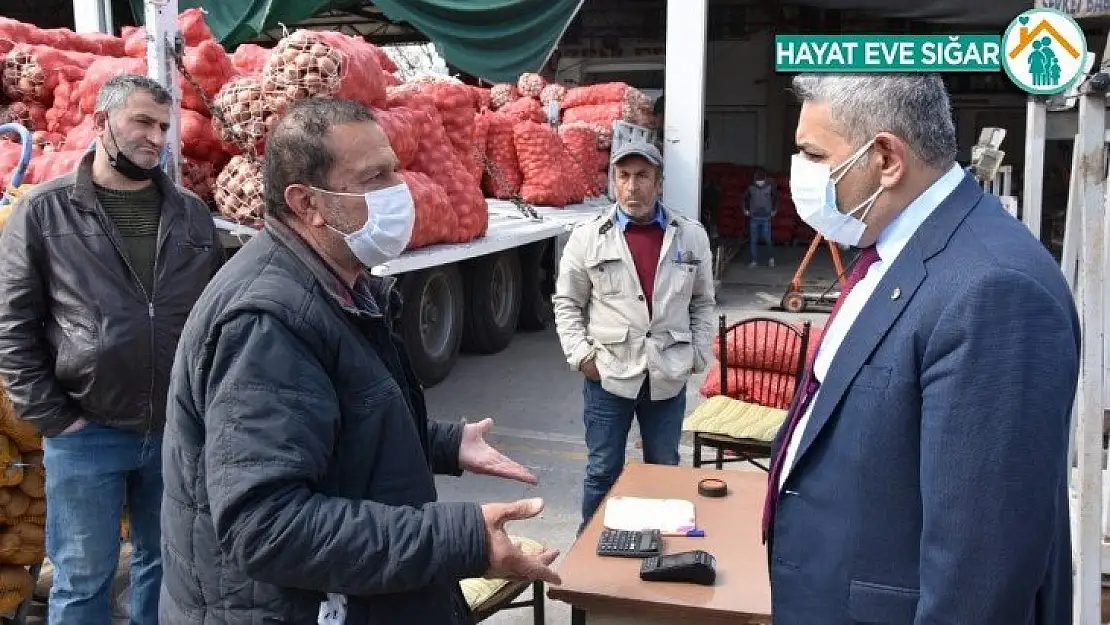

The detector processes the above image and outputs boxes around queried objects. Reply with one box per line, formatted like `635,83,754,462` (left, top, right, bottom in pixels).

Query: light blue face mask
789,139,883,247
313,182,416,267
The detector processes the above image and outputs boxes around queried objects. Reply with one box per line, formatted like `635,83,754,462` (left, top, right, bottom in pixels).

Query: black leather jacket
0,152,223,436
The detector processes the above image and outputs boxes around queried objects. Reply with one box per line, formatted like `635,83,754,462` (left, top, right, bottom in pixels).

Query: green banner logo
1000,8,1090,95
774,35,1003,72
774,9,1092,95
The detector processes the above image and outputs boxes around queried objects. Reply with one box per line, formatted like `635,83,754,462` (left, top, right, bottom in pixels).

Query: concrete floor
21,243,838,625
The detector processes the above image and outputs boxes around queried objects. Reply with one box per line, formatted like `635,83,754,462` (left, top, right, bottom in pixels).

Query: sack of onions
214,155,265,224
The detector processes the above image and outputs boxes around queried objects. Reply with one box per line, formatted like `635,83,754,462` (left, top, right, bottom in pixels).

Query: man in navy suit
764,73,1080,624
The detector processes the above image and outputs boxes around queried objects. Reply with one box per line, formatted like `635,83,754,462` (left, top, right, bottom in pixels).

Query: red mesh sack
499,97,545,124
478,112,521,199
517,73,545,98
410,110,486,242
514,121,588,207
374,107,421,170
215,155,264,224
122,8,215,58
179,109,227,167
45,76,85,135
1,44,92,104
62,117,98,152
540,83,567,107
261,30,387,116
0,18,125,57
231,44,271,75
559,123,604,173
562,83,653,110
402,170,457,250
79,57,147,114
24,149,86,185
419,82,480,183
712,320,807,374
563,102,623,127
472,86,492,112
387,89,486,242
699,364,798,410
369,46,397,74
180,41,236,114
563,87,655,126
490,83,517,109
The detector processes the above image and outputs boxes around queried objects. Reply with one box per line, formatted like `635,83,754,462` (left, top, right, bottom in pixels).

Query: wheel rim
489,257,517,328
420,274,455,361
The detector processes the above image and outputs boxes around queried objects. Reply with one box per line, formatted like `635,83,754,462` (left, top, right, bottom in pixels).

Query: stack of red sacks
699,320,826,410
701,163,815,245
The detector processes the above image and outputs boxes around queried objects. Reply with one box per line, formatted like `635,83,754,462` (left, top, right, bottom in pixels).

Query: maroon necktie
761,246,880,541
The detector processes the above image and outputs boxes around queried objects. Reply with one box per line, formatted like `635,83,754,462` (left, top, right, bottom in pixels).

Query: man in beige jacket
554,141,716,528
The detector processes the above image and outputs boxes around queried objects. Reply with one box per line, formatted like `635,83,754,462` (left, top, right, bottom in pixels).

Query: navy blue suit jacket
768,172,1080,625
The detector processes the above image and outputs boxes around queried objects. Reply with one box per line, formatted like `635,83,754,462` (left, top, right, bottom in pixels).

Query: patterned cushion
683,395,788,442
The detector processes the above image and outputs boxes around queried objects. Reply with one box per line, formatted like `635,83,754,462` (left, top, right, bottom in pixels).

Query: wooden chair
462,535,546,624
686,314,811,471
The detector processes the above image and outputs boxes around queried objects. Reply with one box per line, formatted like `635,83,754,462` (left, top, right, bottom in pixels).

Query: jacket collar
264,216,396,319
605,202,679,232
786,170,985,472
67,149,186,215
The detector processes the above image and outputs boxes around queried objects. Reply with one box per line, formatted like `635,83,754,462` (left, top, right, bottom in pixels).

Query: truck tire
399,266,465,387
517,240,555,331
461,251,521,354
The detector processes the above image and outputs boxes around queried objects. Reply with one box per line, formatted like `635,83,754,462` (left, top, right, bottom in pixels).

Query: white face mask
313,182,416,267
789,139,883,247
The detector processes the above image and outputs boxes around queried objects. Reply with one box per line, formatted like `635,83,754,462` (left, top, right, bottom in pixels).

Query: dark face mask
106,121,160,182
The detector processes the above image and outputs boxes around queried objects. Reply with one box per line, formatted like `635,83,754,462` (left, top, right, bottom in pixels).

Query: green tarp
371,0,584,82
129,0,584,82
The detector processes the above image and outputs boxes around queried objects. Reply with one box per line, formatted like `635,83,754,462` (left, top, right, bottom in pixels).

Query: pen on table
684,528,705,538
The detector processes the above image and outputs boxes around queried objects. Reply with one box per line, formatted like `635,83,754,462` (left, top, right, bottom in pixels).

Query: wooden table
547,463,772,624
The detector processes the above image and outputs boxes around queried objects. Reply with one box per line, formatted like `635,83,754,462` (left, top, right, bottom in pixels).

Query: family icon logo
1001,8,1089,94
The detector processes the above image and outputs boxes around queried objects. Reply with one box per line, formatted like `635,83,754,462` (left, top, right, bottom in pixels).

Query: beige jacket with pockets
554,204,716,401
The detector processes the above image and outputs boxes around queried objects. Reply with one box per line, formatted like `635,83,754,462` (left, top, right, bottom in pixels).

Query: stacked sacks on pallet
701,163,811,244
0,388,44,615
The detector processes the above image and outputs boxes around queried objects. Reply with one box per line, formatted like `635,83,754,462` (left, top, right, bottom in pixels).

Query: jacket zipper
95,212,160,432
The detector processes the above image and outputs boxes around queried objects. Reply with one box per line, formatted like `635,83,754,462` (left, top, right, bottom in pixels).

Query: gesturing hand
481,498,562,585
459,418,537,485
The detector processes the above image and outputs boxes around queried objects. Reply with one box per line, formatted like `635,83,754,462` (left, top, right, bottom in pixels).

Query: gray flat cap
610,139,663,167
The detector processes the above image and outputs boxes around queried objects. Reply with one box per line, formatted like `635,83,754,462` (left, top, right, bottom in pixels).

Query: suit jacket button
646,331,652,338
638,295,645,301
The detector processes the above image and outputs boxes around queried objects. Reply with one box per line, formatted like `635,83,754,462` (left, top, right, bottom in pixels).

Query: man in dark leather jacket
0,75,223,624
160,97,560,625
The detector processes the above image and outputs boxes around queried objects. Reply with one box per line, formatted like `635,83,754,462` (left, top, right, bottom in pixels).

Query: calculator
596,528,663,558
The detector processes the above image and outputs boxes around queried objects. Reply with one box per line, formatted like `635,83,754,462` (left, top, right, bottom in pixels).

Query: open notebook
602,496,697,535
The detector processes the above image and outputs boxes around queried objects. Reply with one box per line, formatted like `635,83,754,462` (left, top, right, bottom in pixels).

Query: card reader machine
639,549,717,585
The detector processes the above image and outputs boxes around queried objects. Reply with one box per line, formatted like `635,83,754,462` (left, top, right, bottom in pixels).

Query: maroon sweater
624,222,665,316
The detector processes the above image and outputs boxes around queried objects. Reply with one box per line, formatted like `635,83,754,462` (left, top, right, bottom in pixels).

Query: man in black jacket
160,97,560,625
0,75,224,624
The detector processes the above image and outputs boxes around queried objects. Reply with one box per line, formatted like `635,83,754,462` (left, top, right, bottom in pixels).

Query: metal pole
1070,82,1107,625
73,0,113,34
1022,96,1047,240
145,0,182,184
661,0,707,221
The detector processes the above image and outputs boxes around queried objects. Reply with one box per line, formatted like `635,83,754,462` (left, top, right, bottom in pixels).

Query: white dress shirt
778,163,966,490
